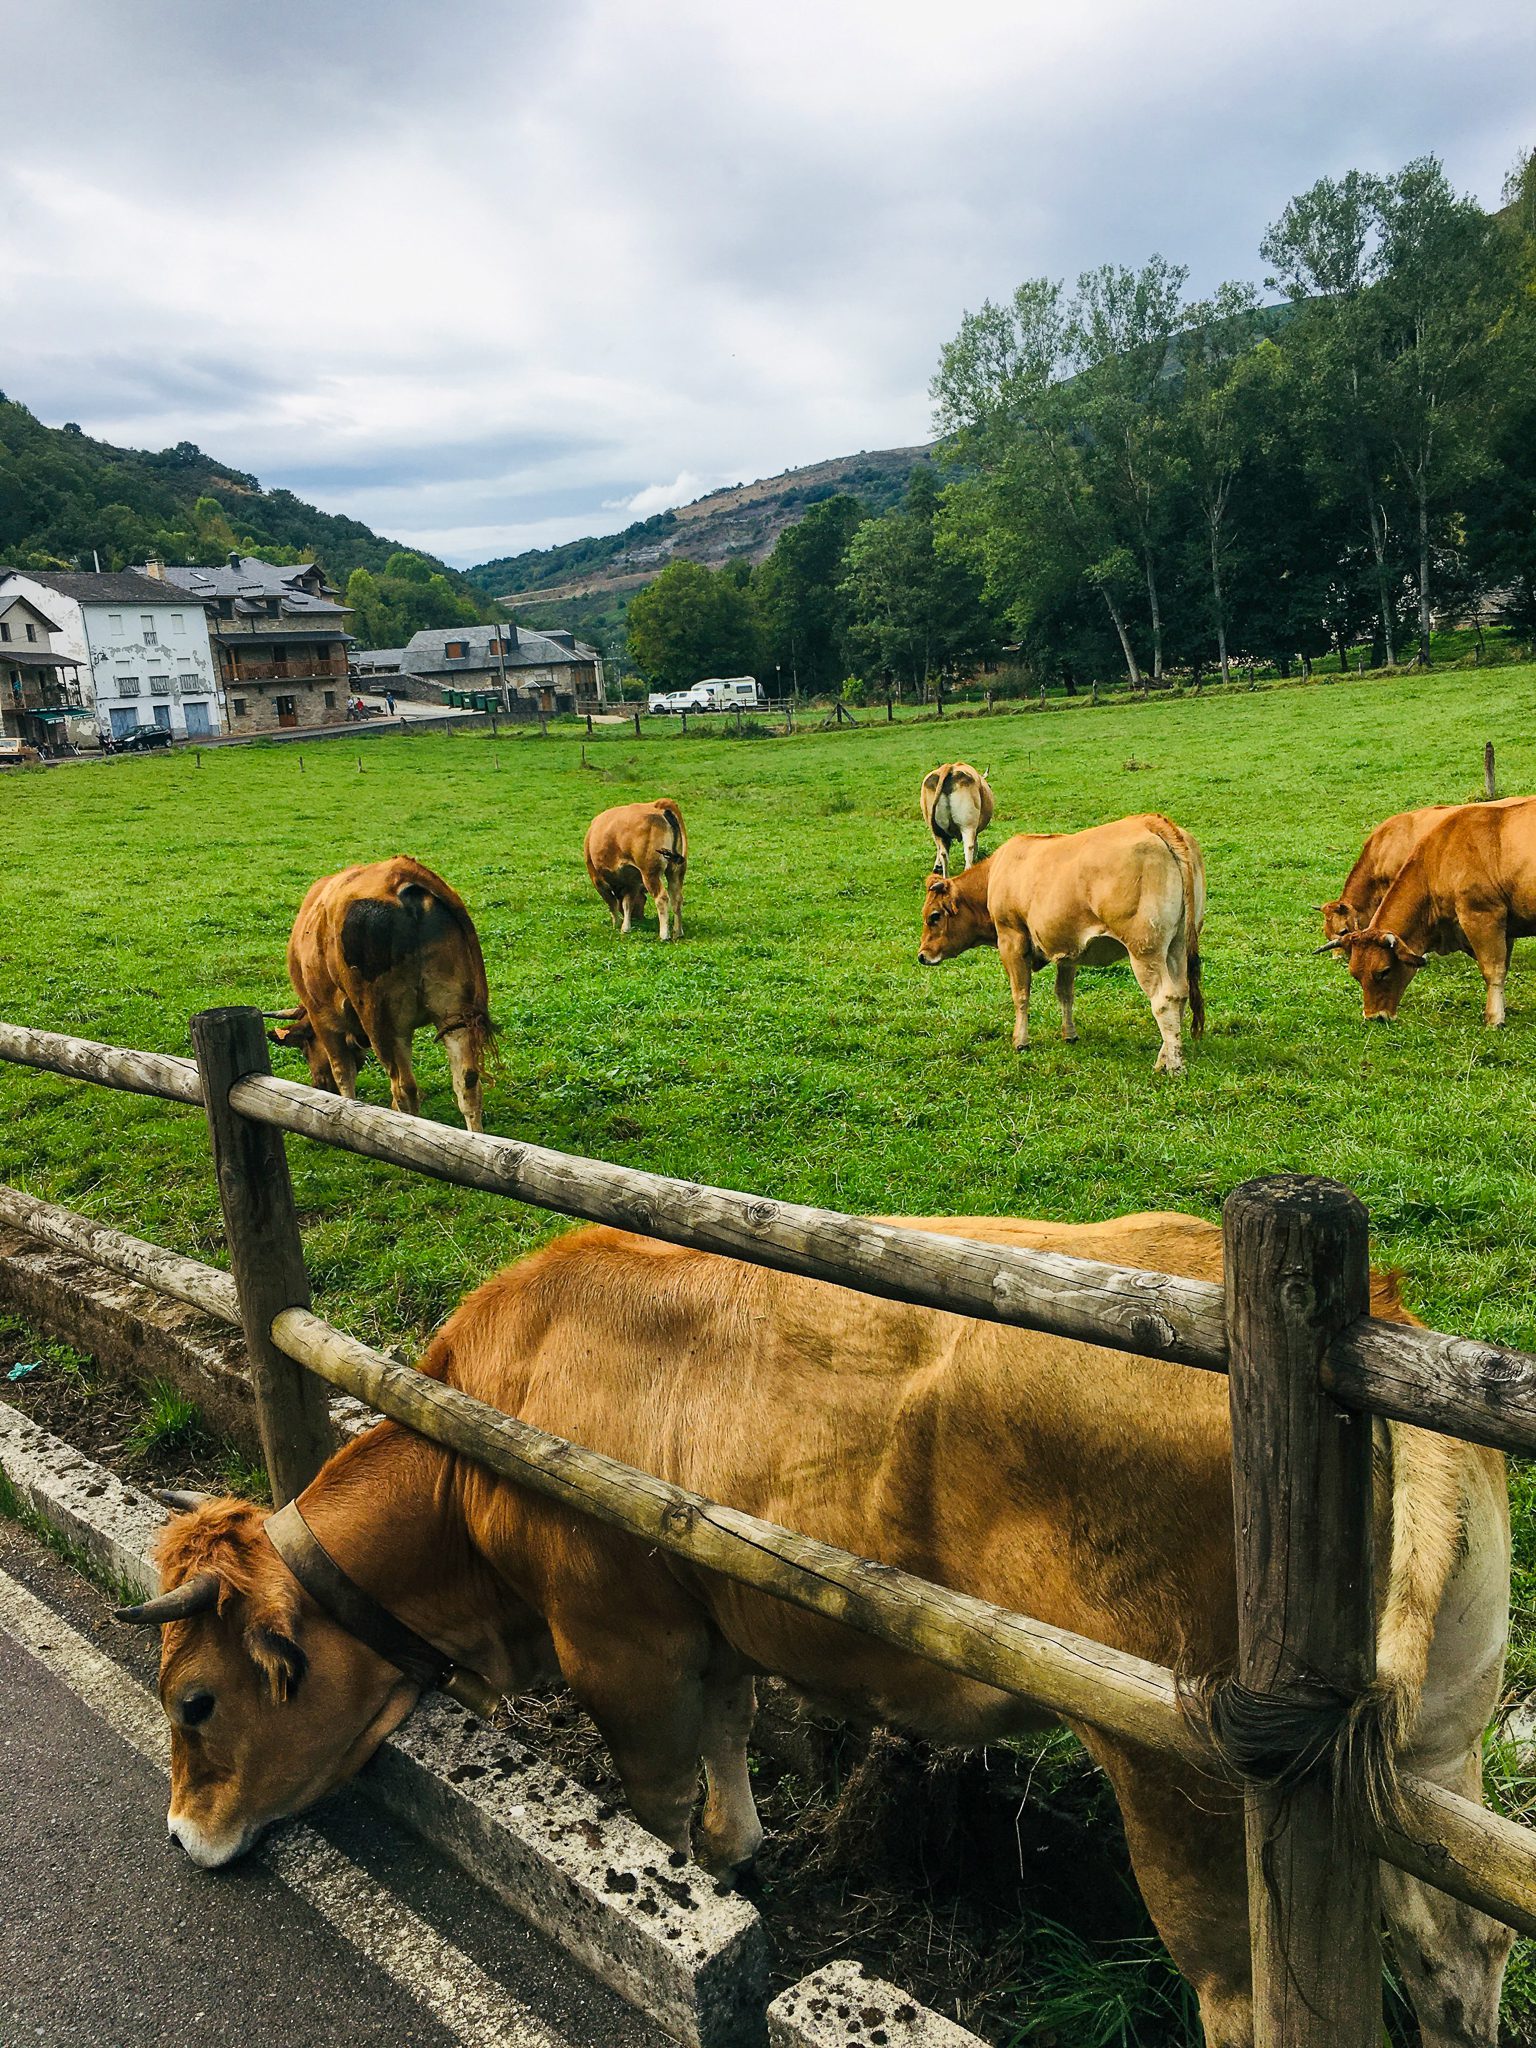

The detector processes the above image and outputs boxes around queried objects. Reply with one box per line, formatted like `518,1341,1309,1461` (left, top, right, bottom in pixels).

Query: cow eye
180,1690,216,1727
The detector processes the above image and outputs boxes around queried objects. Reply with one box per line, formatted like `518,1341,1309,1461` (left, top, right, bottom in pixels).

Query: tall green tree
1373,157,1508,661
841,468,996,690
625,559,761,689
1174,283,1261,683
1066,257,1189,681
934,279,1146,686
752,495,865,695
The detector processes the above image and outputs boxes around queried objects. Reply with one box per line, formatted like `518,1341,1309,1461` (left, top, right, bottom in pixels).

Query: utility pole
493,618,512,712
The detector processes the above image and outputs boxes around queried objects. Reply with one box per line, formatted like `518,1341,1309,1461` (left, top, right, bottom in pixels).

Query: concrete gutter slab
768,1964,985,2048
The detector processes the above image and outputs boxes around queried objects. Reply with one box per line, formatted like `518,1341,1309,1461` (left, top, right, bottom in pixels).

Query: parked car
106,724,173,753
0,737,43,767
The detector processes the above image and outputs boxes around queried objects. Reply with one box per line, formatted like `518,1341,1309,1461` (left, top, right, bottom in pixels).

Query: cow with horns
118,1212,1512,2046
265,856,495,1130
1318,797,1536,1025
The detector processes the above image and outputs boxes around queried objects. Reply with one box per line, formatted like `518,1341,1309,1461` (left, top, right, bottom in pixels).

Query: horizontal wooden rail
9,1020,1536,1454
0,1021,202,1106
2,1173,1534,1937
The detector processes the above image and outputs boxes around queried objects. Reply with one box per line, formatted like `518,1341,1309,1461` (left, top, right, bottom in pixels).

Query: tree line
623,149,1536,698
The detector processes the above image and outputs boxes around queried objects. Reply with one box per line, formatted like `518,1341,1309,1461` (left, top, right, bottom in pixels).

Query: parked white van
691,676,761,710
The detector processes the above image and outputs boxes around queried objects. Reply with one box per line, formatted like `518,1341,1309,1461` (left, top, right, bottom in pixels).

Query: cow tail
657,802,687,866
1150,818,1204,1038
1185,1421,1471,1843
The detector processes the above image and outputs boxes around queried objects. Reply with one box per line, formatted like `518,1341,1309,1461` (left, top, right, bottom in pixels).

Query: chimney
144,553,165,581
227,550,242,571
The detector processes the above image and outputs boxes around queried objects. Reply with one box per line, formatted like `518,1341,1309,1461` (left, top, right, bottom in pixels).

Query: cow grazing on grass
584,799,687,940
267,856,494,1131
121,1212,1512,2047
1320,797,1536,1025
920,762,994,875
918,813,1205,1072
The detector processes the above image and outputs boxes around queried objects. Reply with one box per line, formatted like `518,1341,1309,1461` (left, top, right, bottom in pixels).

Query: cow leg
559,1639,706,1857
371,1031,419,1117
1462,914,1512,1027
440,1024,485,1134
1082,1734,1253,2045
647,862,676,943
960,825,979,871
1130,953,1186,1072
593,871,625,931
664,858,685,942
997,928,1033,1049
1382,1748,1512,2047
313,1025,359,1099
1055,960,1078,1042
931,835,949,877
696,1670,762,1875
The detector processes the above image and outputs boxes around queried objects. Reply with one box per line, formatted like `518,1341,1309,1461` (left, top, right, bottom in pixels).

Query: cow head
118,1500,421,1867
264,1007,353,1093
1317,930,1428,1019
1320,897,1364,944
918,872,995,963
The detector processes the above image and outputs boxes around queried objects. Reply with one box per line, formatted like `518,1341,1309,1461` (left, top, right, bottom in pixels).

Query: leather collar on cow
265,1500,502,1718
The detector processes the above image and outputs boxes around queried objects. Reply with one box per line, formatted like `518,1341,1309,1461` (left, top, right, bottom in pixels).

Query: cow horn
155,1487,212,1512
1313,937,1353,953
260,1006,304,1020
114,1571,220,1625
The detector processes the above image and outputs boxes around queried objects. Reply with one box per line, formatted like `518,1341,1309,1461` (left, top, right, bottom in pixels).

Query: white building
0,568,222,741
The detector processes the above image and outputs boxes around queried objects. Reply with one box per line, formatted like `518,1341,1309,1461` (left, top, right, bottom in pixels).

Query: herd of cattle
256,767,1536,1117
115,759,1536,2046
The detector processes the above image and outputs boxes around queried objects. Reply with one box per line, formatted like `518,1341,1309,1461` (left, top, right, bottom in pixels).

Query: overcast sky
4,0,1531,568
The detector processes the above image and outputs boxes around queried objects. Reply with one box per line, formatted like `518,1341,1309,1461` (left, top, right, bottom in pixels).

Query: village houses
0,589,87,752
0,566,220,742
151,555,352,732
398,622,602,715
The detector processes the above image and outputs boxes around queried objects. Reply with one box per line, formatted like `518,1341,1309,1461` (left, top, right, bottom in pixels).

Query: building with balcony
0,567,221,742
150,555,351,732
0,591,86,750
398,622,602,716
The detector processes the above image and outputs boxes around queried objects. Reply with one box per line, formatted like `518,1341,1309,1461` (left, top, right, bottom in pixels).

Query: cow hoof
1061,1030,1078,1044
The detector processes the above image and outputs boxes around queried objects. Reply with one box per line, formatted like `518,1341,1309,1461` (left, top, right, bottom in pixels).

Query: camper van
687,676,761,711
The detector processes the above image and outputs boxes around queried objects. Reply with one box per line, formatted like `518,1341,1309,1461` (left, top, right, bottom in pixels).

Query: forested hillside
0,397,486,605
466,445,931,600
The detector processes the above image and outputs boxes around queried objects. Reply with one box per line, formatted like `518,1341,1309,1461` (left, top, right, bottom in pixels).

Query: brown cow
1322,805,1464,942
1320,797,1536,1024
920,762,994,874
584,799,687,940
121,1213,1511,2046
267,856,494,1130
918,813,1205,1071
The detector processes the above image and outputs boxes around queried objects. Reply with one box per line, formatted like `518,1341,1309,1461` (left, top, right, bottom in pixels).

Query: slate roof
401,623,599,677
0,568,194,609
153,557,349,620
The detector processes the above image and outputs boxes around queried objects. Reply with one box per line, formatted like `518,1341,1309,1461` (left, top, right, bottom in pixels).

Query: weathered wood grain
191,1010,331,1504
1225,1176,1380,2048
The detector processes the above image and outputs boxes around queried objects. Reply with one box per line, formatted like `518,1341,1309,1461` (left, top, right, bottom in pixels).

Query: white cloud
1,0,1531,565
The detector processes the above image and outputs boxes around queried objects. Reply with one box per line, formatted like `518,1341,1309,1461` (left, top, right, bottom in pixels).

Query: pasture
6,666,1536,2039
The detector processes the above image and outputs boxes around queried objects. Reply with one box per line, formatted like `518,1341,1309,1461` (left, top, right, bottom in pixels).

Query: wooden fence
5,1006,1536,2043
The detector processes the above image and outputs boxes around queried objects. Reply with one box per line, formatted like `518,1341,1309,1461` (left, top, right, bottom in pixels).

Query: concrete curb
0,1399,768,2048
768,1965,985,2048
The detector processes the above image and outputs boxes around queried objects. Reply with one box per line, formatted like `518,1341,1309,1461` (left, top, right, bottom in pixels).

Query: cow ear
245,1620,307,1703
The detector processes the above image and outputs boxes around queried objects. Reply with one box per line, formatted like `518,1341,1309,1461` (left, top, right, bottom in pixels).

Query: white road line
0,1565,571,2048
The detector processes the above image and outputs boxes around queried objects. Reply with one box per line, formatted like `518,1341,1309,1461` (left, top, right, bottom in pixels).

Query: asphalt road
0,1521,664,2048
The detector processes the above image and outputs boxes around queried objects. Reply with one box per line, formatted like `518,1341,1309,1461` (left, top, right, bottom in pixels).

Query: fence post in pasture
681,711,688,736
1223,1175,1379,2048
886,693,894,723
586,713,593,736
190,1007,332,1505
633,709,642,739
1485,742,1497,800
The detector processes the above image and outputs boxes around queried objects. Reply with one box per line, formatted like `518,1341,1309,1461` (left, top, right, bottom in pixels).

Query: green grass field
6,668,1536,2039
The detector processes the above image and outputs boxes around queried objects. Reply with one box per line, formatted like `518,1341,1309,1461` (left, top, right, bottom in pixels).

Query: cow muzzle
167,1809,263,1869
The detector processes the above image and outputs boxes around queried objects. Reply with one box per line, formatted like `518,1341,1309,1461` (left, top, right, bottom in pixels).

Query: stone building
399,623,601,715
151,555,351,732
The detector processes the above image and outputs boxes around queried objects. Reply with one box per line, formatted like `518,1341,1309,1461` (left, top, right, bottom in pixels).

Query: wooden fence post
190,1007,332,1504
1223,1175,1379,2047
634,708,642,739
1485,742,1497,800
